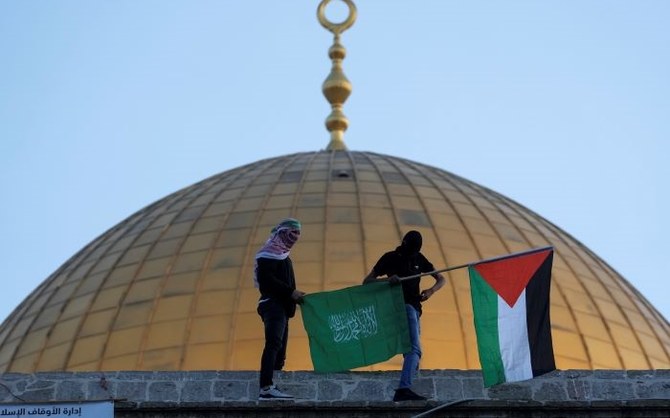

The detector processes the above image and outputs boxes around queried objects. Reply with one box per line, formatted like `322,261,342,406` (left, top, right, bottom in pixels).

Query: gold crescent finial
317,0,357,36
318,0,357,151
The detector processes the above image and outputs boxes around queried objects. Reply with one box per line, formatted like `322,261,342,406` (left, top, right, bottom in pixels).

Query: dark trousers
258,300,289,388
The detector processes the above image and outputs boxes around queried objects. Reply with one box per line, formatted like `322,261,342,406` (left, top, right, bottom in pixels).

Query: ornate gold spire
317,0,357,151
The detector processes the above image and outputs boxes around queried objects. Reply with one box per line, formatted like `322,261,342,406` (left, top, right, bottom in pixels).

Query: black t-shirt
256,257,297,317
372,247,435,315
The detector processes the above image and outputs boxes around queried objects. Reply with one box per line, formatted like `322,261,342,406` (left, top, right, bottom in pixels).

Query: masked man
363,230,445,401
255,218,305,400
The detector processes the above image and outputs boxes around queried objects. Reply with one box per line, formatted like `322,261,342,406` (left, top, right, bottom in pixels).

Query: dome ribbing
0,150,667,372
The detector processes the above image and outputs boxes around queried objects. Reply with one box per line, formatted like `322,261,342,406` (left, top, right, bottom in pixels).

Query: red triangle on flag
473,249,551,307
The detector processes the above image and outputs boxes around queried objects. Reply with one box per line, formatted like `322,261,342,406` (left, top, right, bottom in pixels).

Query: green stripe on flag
301,281,410,373
469,266,506,387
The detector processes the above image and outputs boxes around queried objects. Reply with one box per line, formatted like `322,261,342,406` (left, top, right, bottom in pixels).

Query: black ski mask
401,230,422,255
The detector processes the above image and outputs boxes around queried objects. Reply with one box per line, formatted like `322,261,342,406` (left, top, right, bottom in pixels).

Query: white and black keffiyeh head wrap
253,218,301,288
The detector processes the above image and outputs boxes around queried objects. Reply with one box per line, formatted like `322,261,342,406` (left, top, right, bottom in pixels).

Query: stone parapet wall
0,370,669,416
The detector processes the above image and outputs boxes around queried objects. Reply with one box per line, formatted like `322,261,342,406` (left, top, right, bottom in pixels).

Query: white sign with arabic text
0,401,113,417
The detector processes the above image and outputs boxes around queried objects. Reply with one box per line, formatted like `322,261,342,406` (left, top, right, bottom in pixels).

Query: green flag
300,281,410,373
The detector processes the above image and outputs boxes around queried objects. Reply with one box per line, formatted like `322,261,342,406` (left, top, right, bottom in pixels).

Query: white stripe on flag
498,289,533,382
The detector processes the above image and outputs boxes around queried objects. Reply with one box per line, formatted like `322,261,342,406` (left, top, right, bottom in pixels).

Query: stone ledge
2,370,669,404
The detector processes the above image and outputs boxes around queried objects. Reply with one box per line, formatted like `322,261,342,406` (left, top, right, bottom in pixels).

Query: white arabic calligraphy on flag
328,305,378,343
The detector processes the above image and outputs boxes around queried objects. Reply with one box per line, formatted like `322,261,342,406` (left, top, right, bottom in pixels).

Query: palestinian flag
468,247,555,387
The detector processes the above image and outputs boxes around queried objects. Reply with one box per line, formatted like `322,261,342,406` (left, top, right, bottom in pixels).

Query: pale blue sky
1,1,668,323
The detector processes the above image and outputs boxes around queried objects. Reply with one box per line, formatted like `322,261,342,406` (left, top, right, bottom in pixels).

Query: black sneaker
259,385,294,401
393,388,427,402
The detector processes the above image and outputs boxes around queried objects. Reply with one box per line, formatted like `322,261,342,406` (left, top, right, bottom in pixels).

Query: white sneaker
259,385,294,401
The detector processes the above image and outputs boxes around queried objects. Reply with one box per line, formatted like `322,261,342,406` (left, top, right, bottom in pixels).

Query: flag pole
396,246,554,282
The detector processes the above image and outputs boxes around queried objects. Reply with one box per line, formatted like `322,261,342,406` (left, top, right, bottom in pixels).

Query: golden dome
0,150,668,372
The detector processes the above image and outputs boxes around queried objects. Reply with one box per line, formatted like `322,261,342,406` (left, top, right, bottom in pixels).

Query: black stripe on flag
525,250,556,377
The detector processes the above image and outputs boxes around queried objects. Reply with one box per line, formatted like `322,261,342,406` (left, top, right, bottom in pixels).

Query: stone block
153,371,186,381
317,380,343,401
534,381,567,401
462,378,485,399
0,384,16,402
635,381,670,400
627,370,656,380
73,371,110,379
567,378,591,400
217,370,257,381
287,371,316,382
147,381,178,402
653,369,670,378
562,369,592,379
433,377,463,401
0,373,27,382
115,381,147,401
33,372,71,380
412,377,435,399
26,380,54,390
345,380,385,401
593,370,626,380
55,380,85,401
592,380,635,400
181,380,212,402
116,371,156,381
180,371,219,380
487,382,532,400
86,379,114,400
213,380,249,401
381,379,399,401
21,388,55,401
279,381,317,401
419,369,459,378
14,380,27,394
